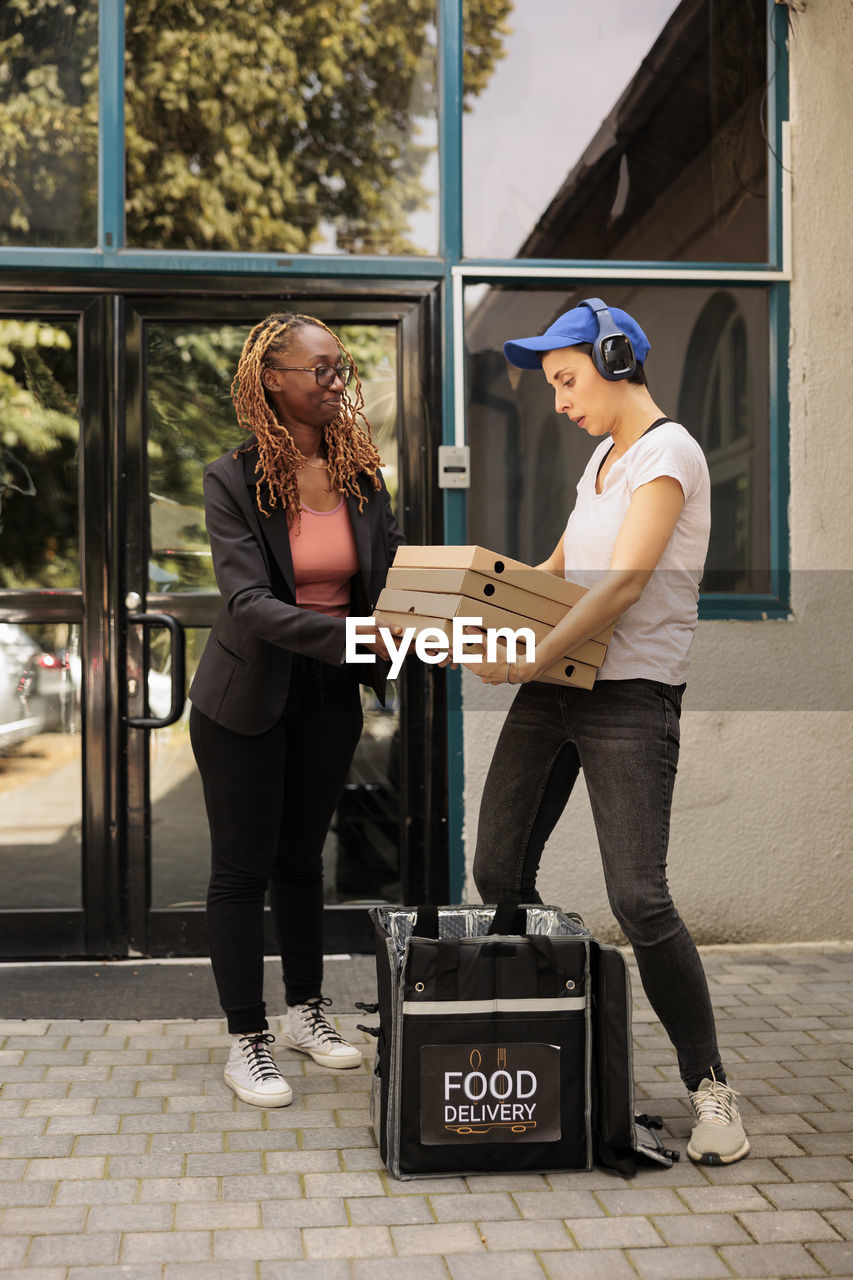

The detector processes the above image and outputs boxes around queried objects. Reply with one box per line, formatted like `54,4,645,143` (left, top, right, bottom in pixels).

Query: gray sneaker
224,1032,293,1108
280,996,362,1069
687,1075,749,1165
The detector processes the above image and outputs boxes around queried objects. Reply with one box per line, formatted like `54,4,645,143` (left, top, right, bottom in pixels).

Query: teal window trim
438,0,463,265
98,0,125,253
767,275,791,610
767,0,791,274
0,251,791,282
459,260,788,274
699,597,791,621
452,260,791,283
0,249,447,278
439,0,466,900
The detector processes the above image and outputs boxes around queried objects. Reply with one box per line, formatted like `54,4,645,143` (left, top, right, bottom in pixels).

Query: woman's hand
457,630,538,685
471,654,538,685
363,624,402,663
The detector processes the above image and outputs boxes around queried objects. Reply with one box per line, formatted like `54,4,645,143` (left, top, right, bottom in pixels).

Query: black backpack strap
487,902,527,935
434,939,459,1000
596,416,672,482
413,904,439,938
642,416,672,435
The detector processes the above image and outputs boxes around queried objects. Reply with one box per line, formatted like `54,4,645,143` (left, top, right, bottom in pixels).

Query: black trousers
189,657,364,1034
474,678,722,1092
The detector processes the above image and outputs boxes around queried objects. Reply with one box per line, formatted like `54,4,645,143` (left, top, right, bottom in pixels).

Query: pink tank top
288,497,358,617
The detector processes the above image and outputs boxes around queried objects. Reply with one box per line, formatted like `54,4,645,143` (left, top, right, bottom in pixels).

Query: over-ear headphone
580,297,638,381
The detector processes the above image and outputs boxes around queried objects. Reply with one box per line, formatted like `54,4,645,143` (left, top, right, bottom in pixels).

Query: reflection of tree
0,2,97,246
0,322,79,589
147,327,246,509
1,0,512,252
146,324,249,591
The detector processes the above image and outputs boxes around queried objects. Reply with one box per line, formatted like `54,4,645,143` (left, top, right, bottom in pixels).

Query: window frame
453,265,791,622
451,0,791,623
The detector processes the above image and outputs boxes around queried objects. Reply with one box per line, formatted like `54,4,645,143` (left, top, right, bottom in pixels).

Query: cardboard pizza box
392,544,541,579
373,608,596,691
390,546,614,642
373,595,598,690
376,587,606,670
537,655,599,689
384,566,612,650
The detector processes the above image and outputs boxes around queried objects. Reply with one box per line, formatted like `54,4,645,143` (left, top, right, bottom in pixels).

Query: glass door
0,294,118,956
122,289,445,957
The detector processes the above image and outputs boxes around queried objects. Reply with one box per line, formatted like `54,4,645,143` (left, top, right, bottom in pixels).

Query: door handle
126,612,186,729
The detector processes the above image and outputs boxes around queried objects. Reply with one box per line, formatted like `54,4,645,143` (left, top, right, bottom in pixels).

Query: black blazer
189,441,404,735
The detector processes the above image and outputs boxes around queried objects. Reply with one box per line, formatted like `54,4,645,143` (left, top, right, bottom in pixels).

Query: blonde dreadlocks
231,312,383,521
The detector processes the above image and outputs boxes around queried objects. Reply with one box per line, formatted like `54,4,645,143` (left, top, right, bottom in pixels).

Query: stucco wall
461,0,853,943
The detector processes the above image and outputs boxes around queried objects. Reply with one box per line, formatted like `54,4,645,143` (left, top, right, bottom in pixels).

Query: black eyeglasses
266,362,354,388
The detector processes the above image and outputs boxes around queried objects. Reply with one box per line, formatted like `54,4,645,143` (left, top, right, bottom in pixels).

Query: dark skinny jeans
189,657,363,1034
473,677,723,1092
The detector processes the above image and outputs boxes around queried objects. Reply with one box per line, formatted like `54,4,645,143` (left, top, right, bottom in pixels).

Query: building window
0,1,98,247
463,0,769,262
124,4,446,255
466,282,770,587
0,318,80,589
462,0,784,607
678,291,768,593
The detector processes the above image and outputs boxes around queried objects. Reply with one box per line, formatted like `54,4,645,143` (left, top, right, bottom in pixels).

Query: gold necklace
299,455,328,471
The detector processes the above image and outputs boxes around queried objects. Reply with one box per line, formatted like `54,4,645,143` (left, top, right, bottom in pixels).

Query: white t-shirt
561,420,710,685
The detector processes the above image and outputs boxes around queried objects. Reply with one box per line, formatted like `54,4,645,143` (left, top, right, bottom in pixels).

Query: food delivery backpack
359,903,679,1179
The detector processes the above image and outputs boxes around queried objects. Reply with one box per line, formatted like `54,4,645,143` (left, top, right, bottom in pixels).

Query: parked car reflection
0,623,80,734
0,627,46,754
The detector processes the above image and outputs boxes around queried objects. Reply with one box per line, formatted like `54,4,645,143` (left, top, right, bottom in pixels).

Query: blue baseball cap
503,302,651,370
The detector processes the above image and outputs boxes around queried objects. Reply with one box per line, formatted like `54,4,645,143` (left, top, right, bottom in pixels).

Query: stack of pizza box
374,545,612,689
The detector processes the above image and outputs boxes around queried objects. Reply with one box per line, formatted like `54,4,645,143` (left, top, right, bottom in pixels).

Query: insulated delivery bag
362,903,678,1179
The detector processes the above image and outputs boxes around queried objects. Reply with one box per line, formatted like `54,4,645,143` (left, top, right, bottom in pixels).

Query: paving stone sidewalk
1,945,852,1280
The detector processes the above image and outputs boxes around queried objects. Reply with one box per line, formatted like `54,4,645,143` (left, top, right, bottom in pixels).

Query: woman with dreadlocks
189,312,403,1108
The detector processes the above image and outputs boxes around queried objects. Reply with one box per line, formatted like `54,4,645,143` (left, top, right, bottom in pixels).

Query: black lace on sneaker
300,996,347,1045
238,1032,284,1083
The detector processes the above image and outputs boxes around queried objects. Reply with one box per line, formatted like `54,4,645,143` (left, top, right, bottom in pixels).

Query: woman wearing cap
470,299,748,1166
189,312,403,1108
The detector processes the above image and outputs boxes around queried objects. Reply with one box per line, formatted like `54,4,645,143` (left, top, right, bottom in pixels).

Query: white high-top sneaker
224,1032,293,1107
280,996,362,1069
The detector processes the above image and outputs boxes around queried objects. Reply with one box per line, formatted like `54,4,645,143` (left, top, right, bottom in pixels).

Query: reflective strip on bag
402,996,586,1015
